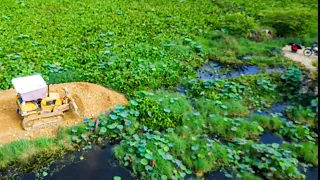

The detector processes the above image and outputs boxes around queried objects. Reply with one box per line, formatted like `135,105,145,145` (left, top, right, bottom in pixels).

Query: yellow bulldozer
12,74,79,130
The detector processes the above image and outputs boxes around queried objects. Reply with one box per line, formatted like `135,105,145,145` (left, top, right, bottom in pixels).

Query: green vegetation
0,136,73,170
195,98,250,117
286,105,317,128
312,61,318,68
147,91,193,116
185,73,282,110
0,0,318,179
283,142,318,166
250,114,283,130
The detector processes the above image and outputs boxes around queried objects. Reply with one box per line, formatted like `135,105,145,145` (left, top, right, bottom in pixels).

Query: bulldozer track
22,111,64,131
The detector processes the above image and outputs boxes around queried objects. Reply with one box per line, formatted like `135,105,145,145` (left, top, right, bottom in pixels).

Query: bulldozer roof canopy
12,74,47,94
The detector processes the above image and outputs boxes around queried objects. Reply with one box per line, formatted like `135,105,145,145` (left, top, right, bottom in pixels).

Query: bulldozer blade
64,87,80,116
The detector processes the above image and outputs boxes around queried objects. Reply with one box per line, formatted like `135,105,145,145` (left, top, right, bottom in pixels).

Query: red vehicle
288,42,302,53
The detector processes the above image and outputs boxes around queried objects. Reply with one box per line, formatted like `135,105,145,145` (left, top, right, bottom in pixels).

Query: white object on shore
12,74,47,102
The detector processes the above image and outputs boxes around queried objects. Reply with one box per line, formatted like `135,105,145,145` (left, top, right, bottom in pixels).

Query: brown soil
0,82,127,145
282,45,318,71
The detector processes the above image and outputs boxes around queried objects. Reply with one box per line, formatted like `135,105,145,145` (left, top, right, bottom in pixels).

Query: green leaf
88,122,95,127
42,172,48,177
71,128,77,133
117,125,124,130
140,158,148,165
139,146,146,152
145,165,153,171
257,126,264,132
113,176,121,180
191,146,199,151
220,104,228,109
158,149,165,156
125,120,132,126
100,127,107,133
161,175,168,180
130,100,138,106
193,112,200,116
165,154,173,160
83,118,90,123
109,114,118,120
145,153,154,160
120,111,128,118
107,124,116,129
163,146,170,152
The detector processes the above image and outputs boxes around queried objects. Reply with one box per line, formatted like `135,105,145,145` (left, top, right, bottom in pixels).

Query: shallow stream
22,145,134,180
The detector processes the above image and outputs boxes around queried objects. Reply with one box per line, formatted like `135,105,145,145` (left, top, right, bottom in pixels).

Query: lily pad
120,111,128,118
107,124,116,129
191,146,199,151
140,158,148,165
145,165,153,171
145,153,154,160
83,118,90,123
125,120,132,126
100,127,107,133
130,100,138,106
193,112,200,116
117,125,124,130
110,114,118,120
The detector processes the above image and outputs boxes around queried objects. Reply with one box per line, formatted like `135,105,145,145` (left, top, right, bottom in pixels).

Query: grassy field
0,0,318,179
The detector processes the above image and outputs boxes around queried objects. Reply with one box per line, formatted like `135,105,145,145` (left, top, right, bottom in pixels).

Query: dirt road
0,82,127,145
282,45,318,71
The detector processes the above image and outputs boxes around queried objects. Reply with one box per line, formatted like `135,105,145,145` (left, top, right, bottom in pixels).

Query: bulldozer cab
12,74,48,102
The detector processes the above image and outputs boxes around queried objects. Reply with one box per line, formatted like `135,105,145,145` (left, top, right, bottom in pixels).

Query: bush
195,98,250,117
221,12,258,35
250,114,283,130
285,105,317,128
168,134,229,174
283,142,318,166
259,8,317,37
129,96,182,131
206,116,262,140
280,66,302,96
147,91,193,116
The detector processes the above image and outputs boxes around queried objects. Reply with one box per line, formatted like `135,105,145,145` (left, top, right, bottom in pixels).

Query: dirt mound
282,45,318,71
0,82,127,145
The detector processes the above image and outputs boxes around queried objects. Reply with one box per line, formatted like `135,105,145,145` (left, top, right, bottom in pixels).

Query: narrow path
282,45,318,72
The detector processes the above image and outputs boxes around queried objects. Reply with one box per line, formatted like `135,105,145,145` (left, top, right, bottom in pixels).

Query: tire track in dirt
0,82,127,145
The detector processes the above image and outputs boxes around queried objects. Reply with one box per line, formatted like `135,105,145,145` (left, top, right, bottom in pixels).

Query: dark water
22,145,134,180
205,171,230,180
306,167,318,180
254,101,292,116
197,61,284,81
259,131,284,144
177,84,187,94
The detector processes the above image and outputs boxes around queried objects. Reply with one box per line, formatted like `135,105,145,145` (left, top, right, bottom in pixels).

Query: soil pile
0,82,127,145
